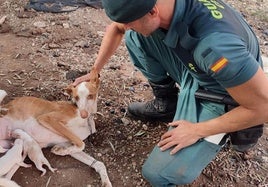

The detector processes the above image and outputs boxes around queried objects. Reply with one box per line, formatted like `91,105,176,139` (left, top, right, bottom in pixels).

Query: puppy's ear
65,84,74,96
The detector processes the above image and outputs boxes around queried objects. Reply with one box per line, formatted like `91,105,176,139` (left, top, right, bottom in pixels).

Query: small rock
48,43,61,49
75,41,88,48
31,28,45,35
62,22,70,28
121,118,130,125
142,124,148,131
33,21,47,28
264,29,268,36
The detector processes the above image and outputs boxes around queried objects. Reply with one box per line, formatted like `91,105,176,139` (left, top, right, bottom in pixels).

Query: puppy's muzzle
80,110,88,119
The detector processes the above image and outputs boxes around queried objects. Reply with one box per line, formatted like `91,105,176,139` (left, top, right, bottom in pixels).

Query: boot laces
145,98,167,112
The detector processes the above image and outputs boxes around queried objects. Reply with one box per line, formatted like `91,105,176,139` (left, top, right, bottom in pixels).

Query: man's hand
72,67,100,87
157,120,202,155
72,73,91,87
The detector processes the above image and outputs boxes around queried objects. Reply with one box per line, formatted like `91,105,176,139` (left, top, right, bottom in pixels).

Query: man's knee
142,159,199,186
142,164,165,186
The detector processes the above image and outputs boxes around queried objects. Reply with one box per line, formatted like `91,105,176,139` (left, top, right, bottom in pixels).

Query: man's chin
141,33,151,37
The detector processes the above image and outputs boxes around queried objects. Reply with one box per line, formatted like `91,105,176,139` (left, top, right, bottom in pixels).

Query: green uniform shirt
163,0,261,92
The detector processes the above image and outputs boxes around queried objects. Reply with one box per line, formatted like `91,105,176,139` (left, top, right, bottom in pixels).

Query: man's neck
158,0,175,29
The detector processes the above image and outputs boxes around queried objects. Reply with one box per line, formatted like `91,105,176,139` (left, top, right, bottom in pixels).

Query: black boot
230,124,263,152
127,78,178,122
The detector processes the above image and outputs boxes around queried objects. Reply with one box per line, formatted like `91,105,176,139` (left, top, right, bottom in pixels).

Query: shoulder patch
210,57,228,72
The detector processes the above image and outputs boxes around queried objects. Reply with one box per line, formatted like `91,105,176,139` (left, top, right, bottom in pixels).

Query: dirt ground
0,0,267,187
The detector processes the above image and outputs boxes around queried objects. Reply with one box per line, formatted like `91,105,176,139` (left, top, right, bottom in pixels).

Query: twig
0,15,7,25
6,79,12,85
96,112,104,117
45,176,51,187
107,140,115,153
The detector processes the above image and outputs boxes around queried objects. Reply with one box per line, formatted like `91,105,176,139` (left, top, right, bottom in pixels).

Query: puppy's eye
87,95,93,100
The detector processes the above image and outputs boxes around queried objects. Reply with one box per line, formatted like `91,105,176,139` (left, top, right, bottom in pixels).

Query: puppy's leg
17,162,31,168
88,117,96,134
4,154,29,180
71,152,112,187
33,156,56,176
31,152,56,176
0,177,21,187
41,158,57,174
51,142,85,156
4,164,19,179
37,112,85,149
34,162,47,177
28,147,56,176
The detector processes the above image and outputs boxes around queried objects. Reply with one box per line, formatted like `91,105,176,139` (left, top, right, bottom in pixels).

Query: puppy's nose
80,110,88,119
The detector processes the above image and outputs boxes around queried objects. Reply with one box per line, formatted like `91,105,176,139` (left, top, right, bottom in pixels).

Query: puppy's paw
102,180,113,187
46,163,57,173
19,162,32,168
40,169,47,177
51,145,66,156
50,167,57,173
51,144,84,156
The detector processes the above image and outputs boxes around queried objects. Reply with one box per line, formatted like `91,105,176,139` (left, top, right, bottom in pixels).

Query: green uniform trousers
125,30,226,186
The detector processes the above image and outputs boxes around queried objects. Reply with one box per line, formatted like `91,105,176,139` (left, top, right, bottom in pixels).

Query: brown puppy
0,68,112,187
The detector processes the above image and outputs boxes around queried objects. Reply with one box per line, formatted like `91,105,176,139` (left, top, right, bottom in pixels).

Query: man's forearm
196,106,265,138
93,23,126,73
196,68,268,138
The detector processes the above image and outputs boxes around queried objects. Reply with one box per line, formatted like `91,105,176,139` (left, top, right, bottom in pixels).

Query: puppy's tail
0,90,7,104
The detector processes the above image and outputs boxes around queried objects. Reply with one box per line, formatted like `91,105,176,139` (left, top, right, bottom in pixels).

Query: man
74,0,268,186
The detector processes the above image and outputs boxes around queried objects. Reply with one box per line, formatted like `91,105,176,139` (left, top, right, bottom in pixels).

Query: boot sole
126,111,174,123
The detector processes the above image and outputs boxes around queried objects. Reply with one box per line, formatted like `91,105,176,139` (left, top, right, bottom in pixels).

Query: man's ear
65,84,74,96
149,6,158,16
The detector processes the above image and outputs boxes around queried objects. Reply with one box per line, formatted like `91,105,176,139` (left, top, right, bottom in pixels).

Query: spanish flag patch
210,57,228,72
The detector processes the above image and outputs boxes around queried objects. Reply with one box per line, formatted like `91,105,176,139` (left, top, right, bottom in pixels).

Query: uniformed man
74,0,268,185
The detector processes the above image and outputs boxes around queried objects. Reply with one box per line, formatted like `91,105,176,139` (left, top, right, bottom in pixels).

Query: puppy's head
66,68,100,119
13,138,23,147
11,129,24,139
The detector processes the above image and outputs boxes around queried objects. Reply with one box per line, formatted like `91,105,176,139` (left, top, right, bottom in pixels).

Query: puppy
12,129,56,176
0,139,31,177
0,177,21,187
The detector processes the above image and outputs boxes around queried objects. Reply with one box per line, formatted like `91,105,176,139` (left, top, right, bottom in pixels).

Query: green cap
102,0,157,23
